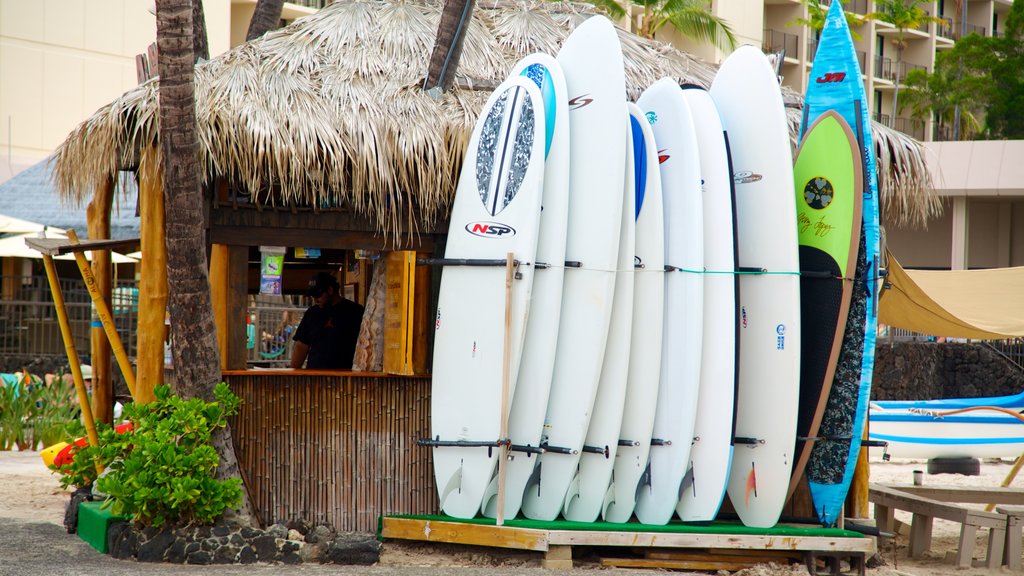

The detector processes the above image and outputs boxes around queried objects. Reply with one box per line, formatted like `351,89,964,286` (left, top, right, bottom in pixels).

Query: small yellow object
40,442,69,468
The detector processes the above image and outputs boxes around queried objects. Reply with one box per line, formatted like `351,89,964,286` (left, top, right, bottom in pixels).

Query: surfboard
710,45,800,529
801,0,881,528
562,106,636,523
787,110,863,508
676,85,737,523
481,53,570,520
633,78,703,526
602,103,665,524
431,75,546,519
520,15,627,522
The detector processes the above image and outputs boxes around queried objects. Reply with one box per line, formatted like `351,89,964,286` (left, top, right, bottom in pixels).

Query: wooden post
136,151,166,403
985,453,1024,512
86,175,114,423
210,244,247,371
848,410,871,518
41,254,100,455
66,230,137,400
496,252,514,526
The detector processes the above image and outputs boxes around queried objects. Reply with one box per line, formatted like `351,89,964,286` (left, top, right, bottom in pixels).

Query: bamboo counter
225,370,436,532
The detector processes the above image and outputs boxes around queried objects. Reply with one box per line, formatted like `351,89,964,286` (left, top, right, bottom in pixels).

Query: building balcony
820,0,869,15
763,28,799,60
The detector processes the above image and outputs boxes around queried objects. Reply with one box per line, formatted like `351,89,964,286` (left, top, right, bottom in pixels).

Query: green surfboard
789,110,863,503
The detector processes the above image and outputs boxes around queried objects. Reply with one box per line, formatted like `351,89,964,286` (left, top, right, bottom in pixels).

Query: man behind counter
291,272,365,370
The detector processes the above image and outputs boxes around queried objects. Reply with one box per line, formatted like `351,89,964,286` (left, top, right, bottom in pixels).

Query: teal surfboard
800,0,881,527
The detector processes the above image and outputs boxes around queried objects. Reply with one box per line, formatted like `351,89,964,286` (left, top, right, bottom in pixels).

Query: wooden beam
209,225,437,252
210,244,248,370
380,518,550,552
86,175,114,423
137,151,166,404
885,484,1024,506
545,530,874,552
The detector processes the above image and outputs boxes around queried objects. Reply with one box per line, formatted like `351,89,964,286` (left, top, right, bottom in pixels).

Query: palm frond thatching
53,0,938,238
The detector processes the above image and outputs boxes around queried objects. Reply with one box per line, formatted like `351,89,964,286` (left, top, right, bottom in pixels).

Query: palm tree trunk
193,0,208,61
154,0,258,527
246,0,285,42
424,0,476,94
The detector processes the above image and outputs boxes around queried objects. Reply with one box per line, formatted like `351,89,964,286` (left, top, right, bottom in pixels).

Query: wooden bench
996,505,1024,570
870,484,1006,568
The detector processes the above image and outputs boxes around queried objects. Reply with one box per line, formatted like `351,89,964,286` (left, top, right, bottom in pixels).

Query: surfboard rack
416,436,512,457
540,442,578,455
650,438,673,446
618,439,641,447
733,437,764,445
417,257,520,268
510,444,545,455
581,444,610,458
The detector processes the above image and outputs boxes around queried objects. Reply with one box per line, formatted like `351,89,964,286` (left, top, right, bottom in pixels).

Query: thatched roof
53,0,939,238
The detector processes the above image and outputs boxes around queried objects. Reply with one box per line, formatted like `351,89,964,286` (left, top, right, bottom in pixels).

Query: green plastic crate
77,501,128,554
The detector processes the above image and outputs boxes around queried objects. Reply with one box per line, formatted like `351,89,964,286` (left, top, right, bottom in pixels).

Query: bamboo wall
225,371,435,532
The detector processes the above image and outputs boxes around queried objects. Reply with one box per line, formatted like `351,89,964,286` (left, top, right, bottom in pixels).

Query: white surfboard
481,53,570,520
431,75,546,519
602,103,665,524
521,15,627,522
562,108,635,523
710,45,801,529
676,85,737,523
633,78,704,526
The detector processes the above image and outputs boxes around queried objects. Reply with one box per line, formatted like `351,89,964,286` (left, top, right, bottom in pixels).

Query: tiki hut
50,0,940,531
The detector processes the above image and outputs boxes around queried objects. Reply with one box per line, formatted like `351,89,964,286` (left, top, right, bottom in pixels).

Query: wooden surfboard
633,78,704,526
431,75,545,519
602,103,665,524
481,53,570,520
787,110,862,507
520,15,627,522
711,46,800,529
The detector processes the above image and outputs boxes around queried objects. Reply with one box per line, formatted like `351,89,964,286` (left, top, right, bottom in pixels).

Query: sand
1,448,1020,574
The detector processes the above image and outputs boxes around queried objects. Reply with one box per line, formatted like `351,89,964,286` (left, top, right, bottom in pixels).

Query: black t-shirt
293,299,365,369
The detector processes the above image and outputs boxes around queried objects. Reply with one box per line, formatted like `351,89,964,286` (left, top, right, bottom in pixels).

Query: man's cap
307,272,339,297
80,365,93,380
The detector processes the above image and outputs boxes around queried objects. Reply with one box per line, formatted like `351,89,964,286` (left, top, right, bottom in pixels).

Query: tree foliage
899,0,1024,139
582,0,736,48
865,0,944,128
789,0,866,41
53,384,243,529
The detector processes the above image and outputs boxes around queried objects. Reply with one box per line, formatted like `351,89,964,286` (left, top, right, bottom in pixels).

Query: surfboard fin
480,473,499,518
438,463,464,509
601,481,616,520
562,471,582,517
525,460,542,497
678,464,695,499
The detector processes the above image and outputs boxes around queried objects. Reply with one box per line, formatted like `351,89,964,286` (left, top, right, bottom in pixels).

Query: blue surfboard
799,0,880,527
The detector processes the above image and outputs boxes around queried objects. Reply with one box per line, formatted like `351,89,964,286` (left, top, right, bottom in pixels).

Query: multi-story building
667,0,1021,270
0,0,326,184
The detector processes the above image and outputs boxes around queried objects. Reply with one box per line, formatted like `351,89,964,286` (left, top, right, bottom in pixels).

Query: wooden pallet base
380,517,875,574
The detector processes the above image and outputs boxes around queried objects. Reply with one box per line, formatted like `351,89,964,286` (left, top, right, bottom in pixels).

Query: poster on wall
260,246,286,295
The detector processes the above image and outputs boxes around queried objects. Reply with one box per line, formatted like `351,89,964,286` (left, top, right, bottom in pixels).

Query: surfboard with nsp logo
430,73,545,519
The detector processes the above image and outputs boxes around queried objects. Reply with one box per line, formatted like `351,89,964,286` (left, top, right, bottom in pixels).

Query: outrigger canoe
869,401,1024,460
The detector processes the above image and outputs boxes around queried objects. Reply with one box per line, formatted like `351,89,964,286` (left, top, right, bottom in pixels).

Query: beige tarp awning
879,250,1024,339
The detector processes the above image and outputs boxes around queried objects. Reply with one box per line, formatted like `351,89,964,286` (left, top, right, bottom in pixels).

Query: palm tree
866,0,943,129
791,0,865,41
153,0,257,526
618,0,737,48
247,0,286,42
424,0,476,94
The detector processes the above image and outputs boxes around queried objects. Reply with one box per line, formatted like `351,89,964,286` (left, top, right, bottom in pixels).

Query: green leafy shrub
53,383,243,528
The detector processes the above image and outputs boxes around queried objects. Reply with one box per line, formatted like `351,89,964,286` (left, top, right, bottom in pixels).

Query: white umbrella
0,214,63,235
0,231,138,264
